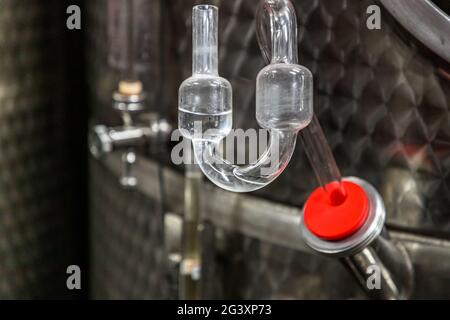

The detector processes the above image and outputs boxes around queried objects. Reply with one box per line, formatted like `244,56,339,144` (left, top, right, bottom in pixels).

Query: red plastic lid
304,181,369,241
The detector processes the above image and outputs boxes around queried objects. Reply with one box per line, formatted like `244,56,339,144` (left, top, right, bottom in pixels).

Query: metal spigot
89,80,171,188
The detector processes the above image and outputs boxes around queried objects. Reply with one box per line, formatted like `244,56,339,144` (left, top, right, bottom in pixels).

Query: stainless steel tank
87,0,450,299
0,0,84,299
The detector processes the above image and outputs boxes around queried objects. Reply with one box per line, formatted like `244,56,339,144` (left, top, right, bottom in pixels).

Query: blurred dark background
0,0,87,299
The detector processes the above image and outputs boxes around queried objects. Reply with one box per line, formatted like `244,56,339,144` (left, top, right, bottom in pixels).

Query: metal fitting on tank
301,177,414,299
89,80,171,188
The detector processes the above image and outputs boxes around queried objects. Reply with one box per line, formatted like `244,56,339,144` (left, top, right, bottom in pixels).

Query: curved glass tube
192,130,297,192
178,1,313,192
258,1,347,203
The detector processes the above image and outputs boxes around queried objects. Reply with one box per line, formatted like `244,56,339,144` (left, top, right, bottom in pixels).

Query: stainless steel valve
89,80,171,188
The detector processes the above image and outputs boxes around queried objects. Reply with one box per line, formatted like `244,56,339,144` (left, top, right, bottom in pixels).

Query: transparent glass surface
256,0,346,202
178,2,314,192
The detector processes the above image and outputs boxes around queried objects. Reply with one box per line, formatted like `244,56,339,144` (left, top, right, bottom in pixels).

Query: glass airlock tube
299,117,347,205
178,2,314,192
257,0,347,204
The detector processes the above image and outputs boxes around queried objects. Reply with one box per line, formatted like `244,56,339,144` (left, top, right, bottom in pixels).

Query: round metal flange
301,177,386,258
89,125,113,158
112,91,147,112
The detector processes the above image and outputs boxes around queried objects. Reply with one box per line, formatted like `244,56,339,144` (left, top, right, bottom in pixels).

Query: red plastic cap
304,181,369,241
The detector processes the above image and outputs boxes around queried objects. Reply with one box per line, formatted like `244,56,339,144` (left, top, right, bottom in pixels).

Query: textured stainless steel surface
101,153,308,252
173,0,450,235
97,154,450,298
0,0,81,298
202,227,449,299
380,0,450,63
90,158,171,299
87,0,173,298
87,0,450,299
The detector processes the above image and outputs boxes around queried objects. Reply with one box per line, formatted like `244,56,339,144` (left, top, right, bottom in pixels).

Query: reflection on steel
179,164,203,299
380,0,450,63
165,213,182,259
342,233,414,299
165,212,183,297
380,168,425,229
